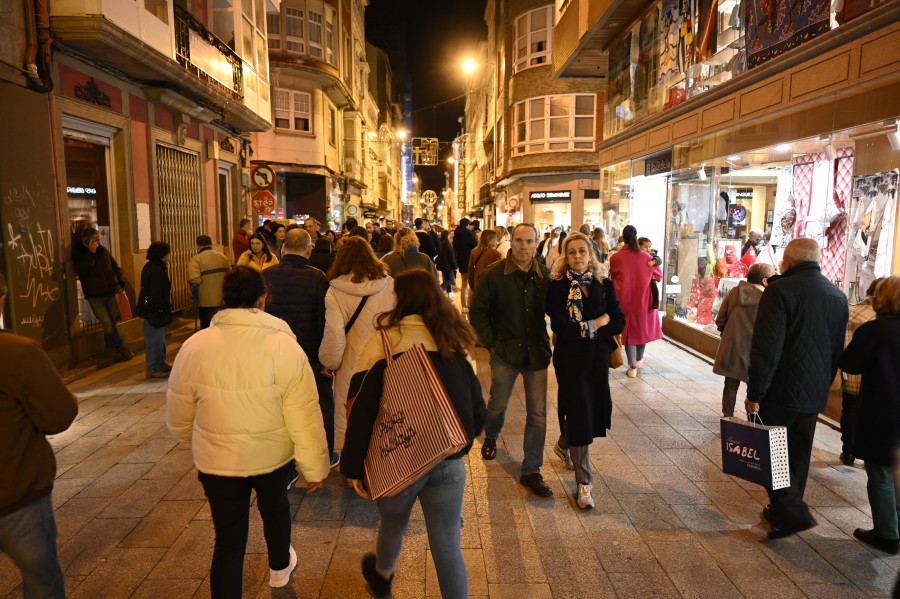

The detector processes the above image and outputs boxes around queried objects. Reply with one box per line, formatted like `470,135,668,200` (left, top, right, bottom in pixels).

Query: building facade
460,0,606,233
1,0,272,366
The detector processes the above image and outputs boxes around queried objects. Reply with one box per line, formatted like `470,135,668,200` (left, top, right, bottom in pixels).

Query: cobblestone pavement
2,332,897,598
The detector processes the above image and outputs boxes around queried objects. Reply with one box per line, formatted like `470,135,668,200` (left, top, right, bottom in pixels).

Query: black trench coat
546,276,626,446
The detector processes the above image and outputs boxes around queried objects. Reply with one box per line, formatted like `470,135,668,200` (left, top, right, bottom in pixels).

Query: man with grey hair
0,273,79,597
263,228,338,468
746,237,848,539
304,217,321,240
742,228,766,258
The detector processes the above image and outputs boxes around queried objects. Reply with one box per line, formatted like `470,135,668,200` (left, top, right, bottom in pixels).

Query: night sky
366,0,488,194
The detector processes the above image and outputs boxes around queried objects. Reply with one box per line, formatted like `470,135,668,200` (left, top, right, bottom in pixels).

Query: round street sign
251,165,276,189
251,191,276,215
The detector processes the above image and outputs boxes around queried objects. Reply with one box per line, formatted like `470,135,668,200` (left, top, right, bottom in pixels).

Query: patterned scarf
566,269,593,330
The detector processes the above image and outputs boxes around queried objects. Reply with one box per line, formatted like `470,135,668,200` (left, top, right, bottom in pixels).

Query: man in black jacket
746,238,849,539
452,218,478,312
469,223,553,497
71,228,133,360
263,229,338,467
413,218,437,261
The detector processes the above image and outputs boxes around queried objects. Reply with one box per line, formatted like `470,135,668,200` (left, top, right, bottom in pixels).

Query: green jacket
469,255,551,371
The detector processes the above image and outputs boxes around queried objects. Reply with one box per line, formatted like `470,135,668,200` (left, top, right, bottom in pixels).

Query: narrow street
0,333,893,598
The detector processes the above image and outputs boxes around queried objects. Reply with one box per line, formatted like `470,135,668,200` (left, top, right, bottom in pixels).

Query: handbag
720,416,790,490
363,330,469,499
608,334,623,369
115,290,133,321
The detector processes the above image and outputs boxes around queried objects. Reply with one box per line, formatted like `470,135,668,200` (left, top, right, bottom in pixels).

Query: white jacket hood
211,307,296,337
329,274,391,297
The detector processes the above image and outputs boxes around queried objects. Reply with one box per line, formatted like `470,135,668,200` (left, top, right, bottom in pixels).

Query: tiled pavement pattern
1,334,897,598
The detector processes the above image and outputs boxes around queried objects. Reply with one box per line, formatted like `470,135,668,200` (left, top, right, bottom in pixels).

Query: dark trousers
197,461,293,599
314,368,335,455
840,392,858,455
440,269,453,293
199,306,218,329
758,405,818,527
721,377,741,417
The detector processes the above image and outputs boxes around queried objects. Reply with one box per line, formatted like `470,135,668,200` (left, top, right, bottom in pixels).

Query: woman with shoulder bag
546,233,625,509
467,229,502,292
136,241,173,378
319,236,395,457
342,270,486,599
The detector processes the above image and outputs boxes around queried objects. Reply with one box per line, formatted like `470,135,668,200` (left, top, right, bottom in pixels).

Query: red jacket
232,229,250,262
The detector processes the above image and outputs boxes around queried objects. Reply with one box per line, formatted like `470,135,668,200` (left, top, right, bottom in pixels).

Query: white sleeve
318,290,346,370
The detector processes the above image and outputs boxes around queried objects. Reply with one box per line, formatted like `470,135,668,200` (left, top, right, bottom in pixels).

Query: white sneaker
626,366,637,378
449,291,456,300
553,442,575,470
577,484,594,509
269,545,297,588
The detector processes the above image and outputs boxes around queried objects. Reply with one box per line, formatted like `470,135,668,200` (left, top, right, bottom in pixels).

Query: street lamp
461,58,478,75
448,157,456,164
396,129,407,140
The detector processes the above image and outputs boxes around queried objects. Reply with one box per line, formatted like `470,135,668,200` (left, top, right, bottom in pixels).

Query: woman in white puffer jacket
318,236,395,455
167,266,329,597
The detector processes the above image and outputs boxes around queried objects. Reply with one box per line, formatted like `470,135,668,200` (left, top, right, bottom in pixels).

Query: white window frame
328,106,337,146
512,93,595,155
324,6,336,66
514,5,554,73
283,7,305,54
308,10,324,59
273,88,312,133
266,10,281,50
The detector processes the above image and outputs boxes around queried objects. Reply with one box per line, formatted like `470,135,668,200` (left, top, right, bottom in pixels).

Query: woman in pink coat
609,225,663,378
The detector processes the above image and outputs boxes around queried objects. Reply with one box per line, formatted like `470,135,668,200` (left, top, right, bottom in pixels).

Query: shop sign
735,188,753,201
251,190,276,215
363,209,377,218
644,149,673,177
529,190,571,201
251,165,275,189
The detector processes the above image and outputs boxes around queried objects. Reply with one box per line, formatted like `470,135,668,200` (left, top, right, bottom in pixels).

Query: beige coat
166,308,329,481
713,281,764,382
188,248,230,308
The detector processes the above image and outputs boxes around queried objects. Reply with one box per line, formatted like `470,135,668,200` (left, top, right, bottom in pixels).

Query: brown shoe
520,472,553,497
115,346,134,361
158,362,172,373
145,371,169,379
481,437,497,460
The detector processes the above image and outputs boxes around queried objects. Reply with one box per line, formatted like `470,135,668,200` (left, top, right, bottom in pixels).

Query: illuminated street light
448,157,456,164
412,176,419,183
367,131,377,139
396,129,408,140
461,58,477,74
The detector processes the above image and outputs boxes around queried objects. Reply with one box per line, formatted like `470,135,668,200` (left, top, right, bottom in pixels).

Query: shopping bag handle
748,413,765,426
380,329,393,365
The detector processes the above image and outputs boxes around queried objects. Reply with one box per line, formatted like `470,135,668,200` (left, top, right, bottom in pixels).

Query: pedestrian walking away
453,218,478,312
188,235,230,329
0,273,79,599
167,266,330,598
546,233,625,509
263,228,339,467
746,238,849,539
609,225,662,378
319,236,396,453
436,229,458,297
381,227,439,280
840,275,900,555
467,229,502,294
231,218,252,262
469,223,554,497
712,264,775,417
71,227,134,361
136,241,174,378
342,270,485,599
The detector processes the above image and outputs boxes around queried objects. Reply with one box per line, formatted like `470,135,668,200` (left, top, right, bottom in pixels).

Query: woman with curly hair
546,232,625,509
319,236,395,455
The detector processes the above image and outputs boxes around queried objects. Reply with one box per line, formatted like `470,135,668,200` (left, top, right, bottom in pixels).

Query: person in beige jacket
167,266,329,596
188,235,231,329
318,236,395,456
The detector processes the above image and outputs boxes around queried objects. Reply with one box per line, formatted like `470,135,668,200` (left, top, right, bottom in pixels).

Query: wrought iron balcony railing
174,5,243,100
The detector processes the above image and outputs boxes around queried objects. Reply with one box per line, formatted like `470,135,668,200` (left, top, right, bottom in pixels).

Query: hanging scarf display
771,166,795,248
822,148,854,284
566,269,594,338
847,170,899,293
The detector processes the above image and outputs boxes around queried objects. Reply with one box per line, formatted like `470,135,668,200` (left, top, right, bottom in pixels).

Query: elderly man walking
469,223,553,497
188,235,231,330
746,238,848,539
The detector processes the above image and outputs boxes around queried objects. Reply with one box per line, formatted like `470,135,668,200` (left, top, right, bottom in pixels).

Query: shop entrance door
217,162,234,246
156,143,203,311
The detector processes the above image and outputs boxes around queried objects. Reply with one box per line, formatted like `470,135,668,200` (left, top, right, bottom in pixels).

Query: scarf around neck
566,269,593,323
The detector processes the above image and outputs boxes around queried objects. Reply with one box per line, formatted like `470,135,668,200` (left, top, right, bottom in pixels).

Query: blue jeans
87,294,124,349
142,320,167,373
375,459,467,599
440,269,453,293
865,461,900,540
0,494,65,599
484,352,548,475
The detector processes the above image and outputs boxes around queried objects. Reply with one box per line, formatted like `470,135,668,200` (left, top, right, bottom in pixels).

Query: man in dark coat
746,238,849,539
263,229,337,466
452,218,478,312
413,218,438,261
469,223,553,497
71,227,133,360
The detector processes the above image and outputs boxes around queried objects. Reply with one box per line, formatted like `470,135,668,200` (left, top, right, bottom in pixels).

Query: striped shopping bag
364,330,469,499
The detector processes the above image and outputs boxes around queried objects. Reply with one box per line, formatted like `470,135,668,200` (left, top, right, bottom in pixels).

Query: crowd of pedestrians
5,212,900,598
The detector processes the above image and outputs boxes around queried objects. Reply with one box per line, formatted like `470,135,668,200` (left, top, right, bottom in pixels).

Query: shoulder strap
472,248,486,269
345,295,370,334
380,328,393,366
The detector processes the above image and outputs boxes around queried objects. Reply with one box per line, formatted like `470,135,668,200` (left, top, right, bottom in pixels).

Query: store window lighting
727,155,740,161
775,144,791,152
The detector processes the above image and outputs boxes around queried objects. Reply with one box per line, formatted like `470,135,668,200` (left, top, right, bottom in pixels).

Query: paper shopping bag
720,417,790,490
115,290,133,321
364,331,469,499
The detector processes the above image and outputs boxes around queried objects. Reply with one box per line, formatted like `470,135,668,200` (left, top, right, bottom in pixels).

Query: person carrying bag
341,270,485,599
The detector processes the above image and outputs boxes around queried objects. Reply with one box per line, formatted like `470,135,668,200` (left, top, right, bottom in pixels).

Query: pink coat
609,248,663,345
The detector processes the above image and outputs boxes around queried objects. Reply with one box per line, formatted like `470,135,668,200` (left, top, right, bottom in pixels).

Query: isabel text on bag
720,416,791,490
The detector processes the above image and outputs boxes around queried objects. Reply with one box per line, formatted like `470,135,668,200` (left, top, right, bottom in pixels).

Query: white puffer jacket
318,274,395,447
166,308,330,481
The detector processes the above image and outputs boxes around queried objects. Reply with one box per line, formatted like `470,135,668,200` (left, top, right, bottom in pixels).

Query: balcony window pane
528,97,544,116
516,123,526,143
213,11,235,49
242,17,253,61
256,32,267,73
145,0,168,24
275,116,289,128
284,8,304,53
294,117,310,131
530,120,544,139
241,0,252,18
531,7,547,29
549,117,567,137
575,95,594,115
549,96,567,117
254,0,264,28
549,142,567,150
574,116,593,137
516,103,525,121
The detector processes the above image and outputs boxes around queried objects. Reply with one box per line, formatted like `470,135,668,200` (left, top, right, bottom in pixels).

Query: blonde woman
494,226,511,258
593,227,610,263
467,229,502,292
545,232,625,509
381,227,439,280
